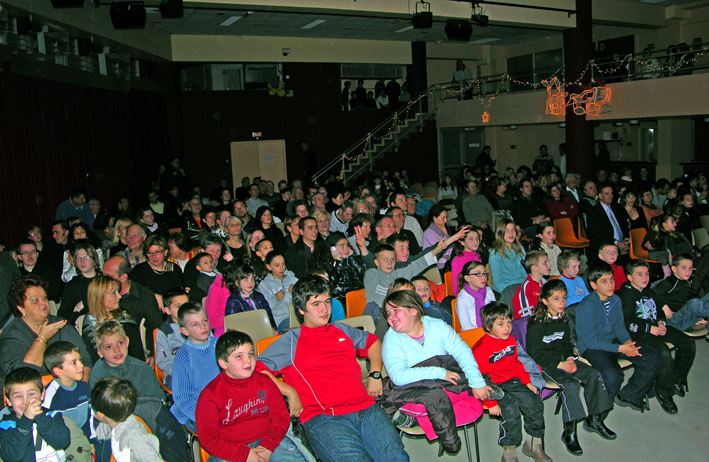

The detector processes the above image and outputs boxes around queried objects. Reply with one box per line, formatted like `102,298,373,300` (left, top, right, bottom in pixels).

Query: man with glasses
462,180,494,241
16,239,62,302
119,224,147,267
386,207,420,255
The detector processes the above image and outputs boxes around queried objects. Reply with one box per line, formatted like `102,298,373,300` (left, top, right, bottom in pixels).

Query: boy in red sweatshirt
472,302,551,462
195,331,314,462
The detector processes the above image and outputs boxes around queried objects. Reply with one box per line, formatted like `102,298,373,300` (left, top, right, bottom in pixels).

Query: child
526,280,615,456
450,225,483,295
170,302,220,432
363,240,447,323
0,367,70,462
155,287,189,389
531,222,561,277
195,331,315,462
617,260,696,413
455,260,495,331
43,341,108,460
489,219,527,293
575,262,660,411
512,250,550,319
252,239,274,282
597,243,627,290
195,252,219,296
91,377,162,462
653,254,709,332
224,263,278,331
306,268,346,321
411,275,452,325
258,251,298,332
89,321,190,461
558,250,589,306
472,302,551,462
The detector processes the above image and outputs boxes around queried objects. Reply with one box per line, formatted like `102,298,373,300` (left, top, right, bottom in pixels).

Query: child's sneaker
391,409,417,428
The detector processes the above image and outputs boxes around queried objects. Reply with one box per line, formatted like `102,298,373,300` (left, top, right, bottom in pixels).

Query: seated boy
92,377,162,462
196,331,314,462
89,320,190,462
256,276,409,462
155,287,189,389
363,241,446,323
616,260,696,415
558,250,589,306
195,252,219,296
653,254,709,333
472,302,551,462
43,341,109,460
597,243,627,290
0,367,70,462
512,250,550,319
576,262,660,411
170,302,220,432
411,275,452,325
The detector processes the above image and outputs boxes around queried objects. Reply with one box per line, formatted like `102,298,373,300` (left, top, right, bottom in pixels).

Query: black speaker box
51,0,84,8
445,20,473,42
110,2,146,29
412,12,432,29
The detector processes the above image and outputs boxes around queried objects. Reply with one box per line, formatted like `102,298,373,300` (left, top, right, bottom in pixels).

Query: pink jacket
205,274,230,337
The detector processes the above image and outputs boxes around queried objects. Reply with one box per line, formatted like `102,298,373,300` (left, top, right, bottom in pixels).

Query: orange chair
451,299,461,333
444,272,454,297
152,329,172,395
345,288,366,318
186,428,211,462
577,217,589,242
554,218,589,249
629,228,661,263
256,334,282,356
458,327,486,349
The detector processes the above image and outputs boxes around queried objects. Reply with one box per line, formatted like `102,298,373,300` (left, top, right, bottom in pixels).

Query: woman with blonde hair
109,218,132,257
58,242,101,323
82,274,145,364
488,218,527,292
312,210,332,240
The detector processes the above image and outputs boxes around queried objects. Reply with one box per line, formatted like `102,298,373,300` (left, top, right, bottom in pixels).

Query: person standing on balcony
452,60,472,100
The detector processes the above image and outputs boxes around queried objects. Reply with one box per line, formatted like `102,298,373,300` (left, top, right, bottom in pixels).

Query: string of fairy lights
336,47,708,179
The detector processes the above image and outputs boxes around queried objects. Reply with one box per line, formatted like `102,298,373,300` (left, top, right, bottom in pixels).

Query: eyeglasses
146,250,166,257
29,232,41,237
468,272,489,278
19,250,38,256
75,256,91,262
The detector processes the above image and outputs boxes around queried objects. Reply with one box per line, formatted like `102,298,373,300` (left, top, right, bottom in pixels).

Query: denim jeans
302,404,409,462
666,294,709,332
208,427,315,462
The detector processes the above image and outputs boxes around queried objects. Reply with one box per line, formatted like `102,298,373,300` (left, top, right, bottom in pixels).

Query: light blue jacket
489,248,527,293
382,316,486,389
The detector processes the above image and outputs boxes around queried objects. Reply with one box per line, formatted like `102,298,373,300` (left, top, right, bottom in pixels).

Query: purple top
463,283,488,329
423,223,449,269
451,251,482,295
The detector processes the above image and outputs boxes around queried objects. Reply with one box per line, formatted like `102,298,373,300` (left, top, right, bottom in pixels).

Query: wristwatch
368,371,383,380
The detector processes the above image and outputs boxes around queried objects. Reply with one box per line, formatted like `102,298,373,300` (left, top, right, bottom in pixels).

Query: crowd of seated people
1,152,709,462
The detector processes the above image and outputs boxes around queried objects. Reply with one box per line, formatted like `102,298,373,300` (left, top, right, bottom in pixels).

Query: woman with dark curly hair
308,232,367,305
0,274,92,377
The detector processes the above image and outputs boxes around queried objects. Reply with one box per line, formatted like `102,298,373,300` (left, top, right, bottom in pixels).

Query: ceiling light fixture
412,0,432,29
302,19,326,29
219,16,241,26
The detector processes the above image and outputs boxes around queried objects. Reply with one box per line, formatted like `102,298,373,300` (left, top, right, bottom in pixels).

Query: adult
256,276,408,462
388,207,421,255
87,198,102,229
137,207,167,239
234,176,251,202
16,239,62,303
168,233,196,271
62,223,103,283
385,79,401,109
453,60,473,99
438,174,457,204
545,183,578,222
245,184,269,217
564,173,580,205
159,157,189,195
215,187,233,213
81,274,145,365
232,200,252,232
487,178,513,214
389,190,424,247
108,218,132,258
273,188,291,221
476,145,495,172
26,226,45,255
112,195,134,222
368,216,397,253
532,145,554,175
330,200,354,234
43,220,70,277
147,189,165,217
102,256,163,364
0,274,92,378
58,242,101,324
284,215,302,248
311,192,327,213
182,196,207,242
652,178,671,209
586,185,630,256
313,210,332,240
620,190,648,231
119,223,147,267
284,216,321,278
309,232,366,305
130,235,184,296
578,180,598,227
55,187,91,223
223,216,247,260
348,214,373,256
423,205,453,270
212,209,231,240
0,250,21,320
640,187,664,224
252,206,285,251
511,179,548,238
461,180,494,235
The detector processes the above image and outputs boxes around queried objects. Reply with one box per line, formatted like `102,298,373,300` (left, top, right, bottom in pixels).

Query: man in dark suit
564,173,581,205
586,184,630,258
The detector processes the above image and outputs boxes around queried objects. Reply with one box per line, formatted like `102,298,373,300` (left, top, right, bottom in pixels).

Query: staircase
314,85,443,183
